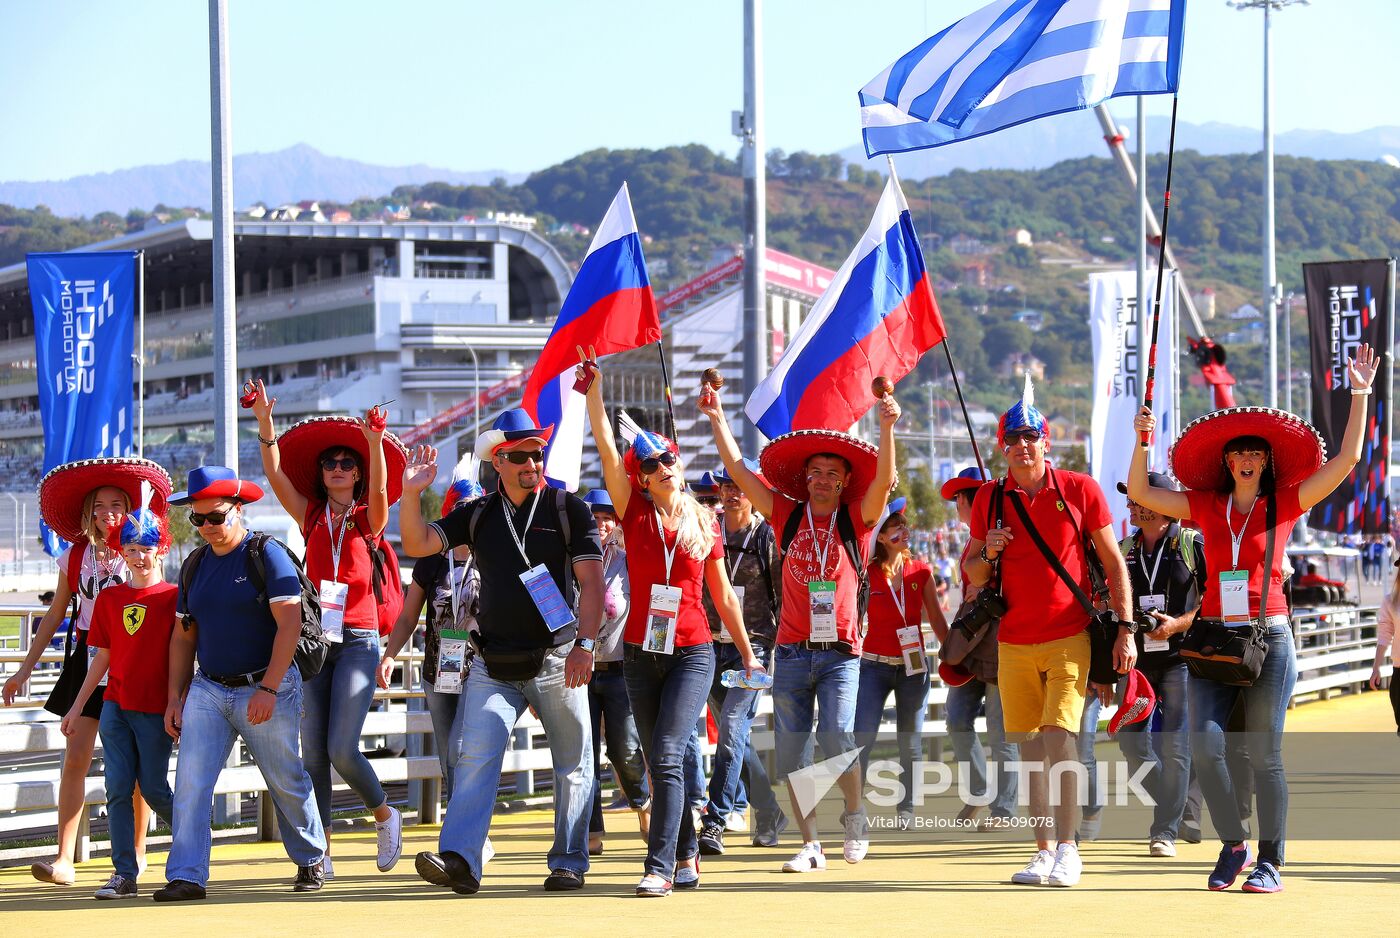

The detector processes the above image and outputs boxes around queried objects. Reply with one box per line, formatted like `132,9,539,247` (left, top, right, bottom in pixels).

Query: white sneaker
1047,842,1082,887
1010,849,1055,885
483,837,496,865
781,841,827,873
841,810,869,863
322,856,334,881
725,809,748,832
375,805,403,872
1149,837,1177,857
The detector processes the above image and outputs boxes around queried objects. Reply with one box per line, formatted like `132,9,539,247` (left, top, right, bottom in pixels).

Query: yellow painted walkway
4,693,1397,937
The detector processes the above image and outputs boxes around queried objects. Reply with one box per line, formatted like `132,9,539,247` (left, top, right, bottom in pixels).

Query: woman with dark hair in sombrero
2,457,170,886
246,379,408,876
577,347,765,897
1128,343,1379,894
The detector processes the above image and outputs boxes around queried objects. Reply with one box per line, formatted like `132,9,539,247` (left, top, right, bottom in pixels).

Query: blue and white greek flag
860,0,1186,157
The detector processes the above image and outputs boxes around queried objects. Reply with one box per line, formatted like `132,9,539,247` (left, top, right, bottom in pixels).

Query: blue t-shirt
179,534,303,676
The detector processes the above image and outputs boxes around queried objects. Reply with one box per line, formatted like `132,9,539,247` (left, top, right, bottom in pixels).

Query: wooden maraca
702,368,724,390
871,376,894,399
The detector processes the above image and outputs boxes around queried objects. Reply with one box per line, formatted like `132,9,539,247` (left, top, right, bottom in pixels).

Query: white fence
0,601,1386,864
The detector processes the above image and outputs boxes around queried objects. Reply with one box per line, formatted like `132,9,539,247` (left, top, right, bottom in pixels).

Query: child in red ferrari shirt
62,486,176,901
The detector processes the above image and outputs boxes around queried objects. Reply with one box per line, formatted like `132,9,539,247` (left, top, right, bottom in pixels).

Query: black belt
594,660,624,673
203,668,267,688
792,640,856,655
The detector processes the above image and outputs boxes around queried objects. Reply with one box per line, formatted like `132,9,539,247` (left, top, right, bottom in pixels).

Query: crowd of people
2,342,1390,902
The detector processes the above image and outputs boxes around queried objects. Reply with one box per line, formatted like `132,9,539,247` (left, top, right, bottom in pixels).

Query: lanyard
1225,495,1256,570
1137,534,1167,593
501,490,543,567
324,503,353,581
726,520,759,580
655,508,680,586
805,504,840,581
886,562,907,621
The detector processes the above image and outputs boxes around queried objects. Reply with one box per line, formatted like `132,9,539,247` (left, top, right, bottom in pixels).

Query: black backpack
179,533,328,679
779,503,871,635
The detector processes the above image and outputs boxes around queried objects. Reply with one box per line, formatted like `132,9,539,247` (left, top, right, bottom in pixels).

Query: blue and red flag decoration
860,0,1186,157
520,184,661,491
27,250,139,556
745,175,946,438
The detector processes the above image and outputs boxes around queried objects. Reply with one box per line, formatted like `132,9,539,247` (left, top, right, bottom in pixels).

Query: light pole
448,337,481,433
923,381,936,477
1229,0,1309,407
3,493,17,575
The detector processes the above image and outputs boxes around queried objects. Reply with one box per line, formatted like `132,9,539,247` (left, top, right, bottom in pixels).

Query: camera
951,590,1007,635
1135,609,1161,633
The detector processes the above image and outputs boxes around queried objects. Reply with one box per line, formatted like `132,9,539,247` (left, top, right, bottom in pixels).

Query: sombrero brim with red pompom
37,457,173,545
1169,406,1325,491
276,416,410,505
758,430,893,505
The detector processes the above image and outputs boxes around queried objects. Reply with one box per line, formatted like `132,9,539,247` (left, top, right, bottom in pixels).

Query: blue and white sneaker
1208,843,1252,891
1241,861,1283,894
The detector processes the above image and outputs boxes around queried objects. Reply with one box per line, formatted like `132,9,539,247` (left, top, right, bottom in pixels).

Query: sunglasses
639,450,678,475
188,509,232,528
1002,431,1042,447
501,450,543,466
321,457,358,472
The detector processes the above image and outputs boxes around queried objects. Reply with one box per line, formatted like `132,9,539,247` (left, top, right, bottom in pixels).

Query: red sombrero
758,430,893,505
37,457,173,544
275,416,410,506
1169,406,1326,492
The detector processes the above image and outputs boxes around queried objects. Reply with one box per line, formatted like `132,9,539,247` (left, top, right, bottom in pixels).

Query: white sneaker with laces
1149,837,1176,857
1048,842,1082,887
781,841,827,873
322,856,335,881
1010,849,1055,885
725,809,748,832
841,810,869,863
483,837,496,865
375,805,403,872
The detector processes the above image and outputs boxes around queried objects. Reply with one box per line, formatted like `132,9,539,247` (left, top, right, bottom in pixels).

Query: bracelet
255,684,278,697
258,435,278,446
1351,388,1372,396
979,545,998,564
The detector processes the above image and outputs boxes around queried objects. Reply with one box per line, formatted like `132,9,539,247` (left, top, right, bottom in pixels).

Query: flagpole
655,341,678,443
885,155,986,474
1140,95,1181,450
136,249,145,458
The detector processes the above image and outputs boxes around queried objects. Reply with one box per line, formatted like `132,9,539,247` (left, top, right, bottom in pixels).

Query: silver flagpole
1136,99,1149,414
209,0,238,470
740,0,766,455
136,249,145,458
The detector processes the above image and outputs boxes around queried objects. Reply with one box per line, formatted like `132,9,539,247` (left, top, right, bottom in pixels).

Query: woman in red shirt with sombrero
1128,343,1378,895
3,456,171,887
247,379,408,876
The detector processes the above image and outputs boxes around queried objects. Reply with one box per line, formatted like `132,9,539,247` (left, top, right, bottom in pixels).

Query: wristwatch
1117,618,1139,635
576,637,597,654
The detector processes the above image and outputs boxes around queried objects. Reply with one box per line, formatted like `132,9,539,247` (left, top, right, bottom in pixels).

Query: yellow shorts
997,631,1090,738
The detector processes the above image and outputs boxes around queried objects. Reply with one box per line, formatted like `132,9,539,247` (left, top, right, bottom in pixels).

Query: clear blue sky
0,0,1395,181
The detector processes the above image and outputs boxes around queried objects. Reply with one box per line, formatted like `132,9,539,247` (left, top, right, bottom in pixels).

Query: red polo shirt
864,558,931,656
1186,484,1303,620
969,468,1112,645
303,502,380,629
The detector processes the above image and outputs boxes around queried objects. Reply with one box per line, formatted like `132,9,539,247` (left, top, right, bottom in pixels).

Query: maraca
239,382,258,409
367,400,393,433
702,368,724,390
871,376,894,399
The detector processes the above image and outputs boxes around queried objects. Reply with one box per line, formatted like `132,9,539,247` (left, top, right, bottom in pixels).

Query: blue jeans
944,679,1019,817
853,658,929,814
771,644,860,778
703,643,779,825
624,643,715,878
99,701,174,880
1190,625,1297,866
588,666,650,834
684,725,707,806
167,670,325,886
440,644,592,877
1117,662,1191,840
423,683,468,802
1080,691,1104,814
301,628,388,834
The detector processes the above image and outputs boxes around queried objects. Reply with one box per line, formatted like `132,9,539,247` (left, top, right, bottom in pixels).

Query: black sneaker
416,851,480,894
698,820,726,856
94,874,137,900
152,879,206,903
292,862,325,892
543,868,584,891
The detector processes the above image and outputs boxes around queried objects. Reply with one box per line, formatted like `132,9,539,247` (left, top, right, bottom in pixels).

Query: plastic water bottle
720,669,773,690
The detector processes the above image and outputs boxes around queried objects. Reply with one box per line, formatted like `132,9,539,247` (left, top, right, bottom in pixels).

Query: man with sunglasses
159,466,326,901
963,381,1135,889
399,408,604,896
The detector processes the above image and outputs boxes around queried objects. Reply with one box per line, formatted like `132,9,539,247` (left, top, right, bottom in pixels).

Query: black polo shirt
1122,523,1206,669
432,487,602,652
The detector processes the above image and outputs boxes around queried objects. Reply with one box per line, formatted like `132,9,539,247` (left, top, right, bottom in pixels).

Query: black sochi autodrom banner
1304,258,1396,534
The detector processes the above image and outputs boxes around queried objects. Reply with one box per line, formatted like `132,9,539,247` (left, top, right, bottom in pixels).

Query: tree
982,320,1034,368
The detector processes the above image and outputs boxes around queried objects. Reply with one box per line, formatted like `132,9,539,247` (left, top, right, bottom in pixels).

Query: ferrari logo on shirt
123,604,146,635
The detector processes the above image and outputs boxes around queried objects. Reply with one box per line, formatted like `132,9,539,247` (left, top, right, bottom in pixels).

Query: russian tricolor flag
745,175,946,438
521,183,661,490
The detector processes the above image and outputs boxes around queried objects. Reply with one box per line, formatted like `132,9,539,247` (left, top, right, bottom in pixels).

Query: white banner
1088,270,1178,538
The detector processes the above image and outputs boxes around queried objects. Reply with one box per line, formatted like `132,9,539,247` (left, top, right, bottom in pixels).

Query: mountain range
4,116,1398,219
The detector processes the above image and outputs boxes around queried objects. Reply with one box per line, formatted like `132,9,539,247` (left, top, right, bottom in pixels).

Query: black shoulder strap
466,492,499,546
554,487,575,601
753,522,779,611
779,501,805,557
178,543,211,618
1006,491,1096,616
834,507,867,585
244,532,269,597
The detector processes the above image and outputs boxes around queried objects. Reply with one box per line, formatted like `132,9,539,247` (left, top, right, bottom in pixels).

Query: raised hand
1133,405,1156,436
1348,342,1380,391
360,404,388,441
574,344,599,393
877,393,902,429
245,378,276,423
403,444,439,494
